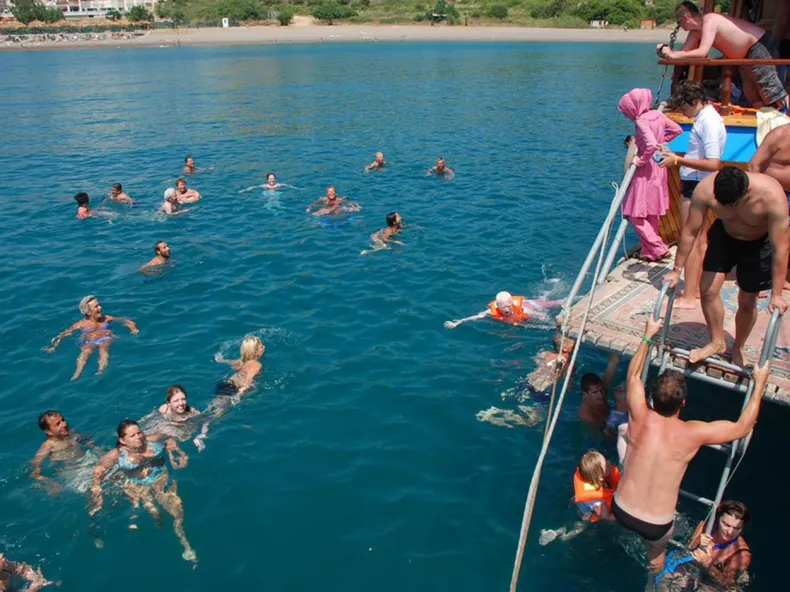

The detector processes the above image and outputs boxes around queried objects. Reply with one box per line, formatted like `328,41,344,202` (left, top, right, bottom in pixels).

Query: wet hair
668,80,707,110
112,183,122,192
116,419,139,448
386,212,399,227
675,1,699,16
78,295,97,316
185,156,193,163
714,167,749,206
38,410,61,432
74,192,90,207
624,134,634,147
240,336,264,364
176,177,186,185
155,240,168,254
581,373,605,394
578,449,605,489
165,384,192,412
716,500,751,526
266,172,275,180
650,370,687,416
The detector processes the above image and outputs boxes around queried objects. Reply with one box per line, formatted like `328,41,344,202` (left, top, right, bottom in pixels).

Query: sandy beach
0,23,682,51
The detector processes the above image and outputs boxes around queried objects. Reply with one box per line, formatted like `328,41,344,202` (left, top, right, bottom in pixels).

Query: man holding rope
612,315,770,574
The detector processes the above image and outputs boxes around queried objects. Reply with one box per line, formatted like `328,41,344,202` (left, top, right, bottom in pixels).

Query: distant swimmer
90,420,197,562
443,291,562,329
160,188,190,216
31,410,95,495
614,315,769,575
362,211,403,254
240,172,282,193
45,295,139,380
139,241,171,273
109,183,134,205
365,152,387,171
175,177,201,203
426,157,454,179
0,552,54,591
306,185,360,216
75,192,92,219
183,155,196,175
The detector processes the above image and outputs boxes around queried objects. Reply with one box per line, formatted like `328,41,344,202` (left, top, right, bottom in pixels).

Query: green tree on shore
311,3,357,25
128,5,155,22
11,0,63,24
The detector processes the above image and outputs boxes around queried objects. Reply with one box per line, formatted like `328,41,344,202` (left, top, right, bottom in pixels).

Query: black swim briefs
703,219,772,294
680,180,699,199
612,496,673,542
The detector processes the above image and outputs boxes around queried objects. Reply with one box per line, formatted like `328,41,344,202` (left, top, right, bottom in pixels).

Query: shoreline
0,24,681,52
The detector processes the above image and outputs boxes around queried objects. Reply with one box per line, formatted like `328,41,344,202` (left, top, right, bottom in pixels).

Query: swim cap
495,291,513,308
164,188,176,200
79,295,96,315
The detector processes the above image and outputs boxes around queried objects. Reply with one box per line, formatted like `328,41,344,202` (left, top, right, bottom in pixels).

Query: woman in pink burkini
617,88,683,261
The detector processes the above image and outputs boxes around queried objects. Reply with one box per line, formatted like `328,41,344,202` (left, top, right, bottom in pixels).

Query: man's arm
602,352,621,390
626,317,663,420
444,310,491,329
667,20,716,59
665,190,709,287
767,204,789,313
30,442,51,482
749,136,780,173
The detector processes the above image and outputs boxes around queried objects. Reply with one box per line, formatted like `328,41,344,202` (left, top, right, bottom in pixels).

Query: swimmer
139,241,171,272
90,420,197,562
75,192,92,219
160,188,190,216
365,152,387,171
444,291,562,329
109,183,133,205
175,177,201,203
579,352,620,428
240,172,282,193
426,157,454,179
0,553,53,591
183,155,196,175
45,295,139,380
213,336,265,399
31,410,95,495
151,385,208,451
306,185,360,216
362,211,403,254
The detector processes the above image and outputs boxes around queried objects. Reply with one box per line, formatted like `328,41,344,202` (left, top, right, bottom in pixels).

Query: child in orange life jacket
539,449,620,545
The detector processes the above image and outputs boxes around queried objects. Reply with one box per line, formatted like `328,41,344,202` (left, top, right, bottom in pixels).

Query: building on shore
0,0,158,18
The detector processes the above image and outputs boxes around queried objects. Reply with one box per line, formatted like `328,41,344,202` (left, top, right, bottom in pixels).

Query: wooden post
702,0,715,14
720,66,733,115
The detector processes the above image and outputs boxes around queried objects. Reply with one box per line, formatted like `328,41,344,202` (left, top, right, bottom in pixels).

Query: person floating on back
362,211,403,254
426,157,454,179
75,192,91,219
109,183,134,205
617,88,683,262
45,295,139,380
444,291,562,329
366,152,387,171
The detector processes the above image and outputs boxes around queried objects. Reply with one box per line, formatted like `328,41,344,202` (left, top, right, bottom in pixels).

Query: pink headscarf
617,88,653,121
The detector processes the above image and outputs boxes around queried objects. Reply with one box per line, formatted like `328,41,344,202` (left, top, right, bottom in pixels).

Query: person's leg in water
689,271,728,363
539,521,587,545
72,345,94,380
644,525,675,577
731,289,760,367
97,343,110,374
126,483,162,528
154,478,197,562
675,199,707,310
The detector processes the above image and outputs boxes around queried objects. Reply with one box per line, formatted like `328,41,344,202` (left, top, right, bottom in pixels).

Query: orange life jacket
488,296,528,322
573,466,620,523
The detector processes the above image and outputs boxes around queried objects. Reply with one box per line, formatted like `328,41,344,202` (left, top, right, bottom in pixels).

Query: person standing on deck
665,167,788,366
659,2,788,109
659,81,727,310
613,315,770,575
617,88,683,262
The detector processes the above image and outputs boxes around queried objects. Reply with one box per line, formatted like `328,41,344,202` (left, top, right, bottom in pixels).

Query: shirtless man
660,2,788,108
444,291,562,328
366,152,387,171
75,192,91,219
109,183,133,205
160,188,190,216
0,553,53,591
140,241,171,272
749,125,790,196
665,167,789,366
183,156,196,175
426,157,454,179
614,315,769,574
305,186,360,216
363,211,403,253
31,410,93,495
175,178,201,203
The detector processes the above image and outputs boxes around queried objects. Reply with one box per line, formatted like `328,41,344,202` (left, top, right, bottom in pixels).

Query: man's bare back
749,126,790,192
671,12,764,59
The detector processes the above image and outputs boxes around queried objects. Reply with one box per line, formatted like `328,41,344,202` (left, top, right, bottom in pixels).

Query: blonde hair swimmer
214,336,265,398
443,291,563,329
45,295,139,380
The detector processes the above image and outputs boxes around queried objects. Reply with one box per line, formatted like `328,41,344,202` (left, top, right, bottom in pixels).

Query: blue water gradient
0,42,785,591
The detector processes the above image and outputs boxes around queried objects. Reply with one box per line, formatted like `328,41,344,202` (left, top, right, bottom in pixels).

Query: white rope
508,186,622,592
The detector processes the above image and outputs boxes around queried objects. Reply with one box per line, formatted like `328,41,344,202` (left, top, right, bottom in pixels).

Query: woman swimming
90,420,197,562
213,335,265,399
239,172,282,193
140,385,210,452
45,295,138,380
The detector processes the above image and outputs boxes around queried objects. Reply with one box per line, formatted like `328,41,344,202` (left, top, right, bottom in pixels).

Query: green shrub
128,5,154,21
11,0,64,24
277,5,294,24
105,8,123,21
487,4,508,19
470,10,481,18
311,2,357,23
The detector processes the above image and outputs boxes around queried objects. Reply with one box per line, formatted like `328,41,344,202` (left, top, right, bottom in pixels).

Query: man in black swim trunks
615,316,770,576
665,167,789,367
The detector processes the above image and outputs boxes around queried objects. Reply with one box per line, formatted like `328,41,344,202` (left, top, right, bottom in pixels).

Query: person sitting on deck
443,291,562,329
687,500,752,590
664,167,788,366
538,449,619,546
659,2,788,109
659,80,727,311
579,352,621,428
618,89,683,262
612,314,770,575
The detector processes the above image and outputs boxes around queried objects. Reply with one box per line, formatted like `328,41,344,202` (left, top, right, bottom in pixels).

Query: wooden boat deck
564,246,790,406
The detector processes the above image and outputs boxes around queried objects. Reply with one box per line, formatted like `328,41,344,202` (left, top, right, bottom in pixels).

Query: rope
508,186,622,592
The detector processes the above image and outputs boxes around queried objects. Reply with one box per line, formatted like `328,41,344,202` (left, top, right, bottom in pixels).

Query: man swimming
305,185,360,216
75,192,91,219
175,178,201,203
366,152,387,171
0,553,53,591
31,410,94,495
183,156,196,175
426,157,455,179
160,188,190,216
444,291,562,328
140,241,171,272
362,212,403,254
109,183,133,205
615,315,770,575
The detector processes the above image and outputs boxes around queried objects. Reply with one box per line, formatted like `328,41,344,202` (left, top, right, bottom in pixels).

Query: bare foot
673,298,698,310
689,341,727,364
731,347,746,368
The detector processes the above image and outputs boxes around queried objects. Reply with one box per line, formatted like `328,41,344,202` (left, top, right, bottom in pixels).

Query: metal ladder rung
705,443,732,453
679,489,715,507
670,347,752,379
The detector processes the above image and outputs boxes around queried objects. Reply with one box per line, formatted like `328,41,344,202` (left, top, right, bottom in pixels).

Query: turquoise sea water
1,41,787,591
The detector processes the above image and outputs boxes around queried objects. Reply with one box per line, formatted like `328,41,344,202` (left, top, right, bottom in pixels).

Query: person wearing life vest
687,500,752,589
443,291,562,329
